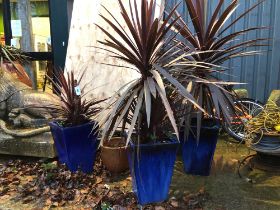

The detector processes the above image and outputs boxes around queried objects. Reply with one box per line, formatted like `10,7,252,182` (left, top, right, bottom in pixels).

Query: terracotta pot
101,137,129,173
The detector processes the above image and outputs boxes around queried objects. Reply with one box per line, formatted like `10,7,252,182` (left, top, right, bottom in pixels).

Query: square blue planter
127,139,179,205
49,121,99,173
181,124,219,176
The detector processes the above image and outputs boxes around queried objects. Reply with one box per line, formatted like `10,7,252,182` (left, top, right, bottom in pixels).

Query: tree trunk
17,0,33,51
17,0,36,88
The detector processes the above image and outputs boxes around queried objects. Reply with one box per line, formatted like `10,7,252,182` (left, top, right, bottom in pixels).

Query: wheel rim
227,100,264,140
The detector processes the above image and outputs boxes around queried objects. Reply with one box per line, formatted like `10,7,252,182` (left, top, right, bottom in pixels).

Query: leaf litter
0,153,209,209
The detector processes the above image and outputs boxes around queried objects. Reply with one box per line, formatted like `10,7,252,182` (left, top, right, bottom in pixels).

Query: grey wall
167,0,280,103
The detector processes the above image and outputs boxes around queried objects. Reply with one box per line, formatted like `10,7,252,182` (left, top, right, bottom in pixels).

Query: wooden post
17,0,33,51
17,0,36,88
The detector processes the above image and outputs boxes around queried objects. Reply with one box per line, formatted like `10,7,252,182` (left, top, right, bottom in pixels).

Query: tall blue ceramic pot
49,121,99,173
181,122,219,176
127,139,179,205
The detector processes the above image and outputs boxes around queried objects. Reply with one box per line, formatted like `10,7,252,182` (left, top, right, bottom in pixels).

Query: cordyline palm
47,70,106,127
169,0,268,136
96,0,204,145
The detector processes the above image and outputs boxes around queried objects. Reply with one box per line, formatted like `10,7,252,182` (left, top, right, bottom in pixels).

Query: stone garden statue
0,68,60,137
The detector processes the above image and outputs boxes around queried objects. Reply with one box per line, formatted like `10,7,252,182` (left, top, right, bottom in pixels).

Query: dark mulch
0,154,209,209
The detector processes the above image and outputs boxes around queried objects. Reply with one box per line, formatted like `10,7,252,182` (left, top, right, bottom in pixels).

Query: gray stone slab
0,131,57,158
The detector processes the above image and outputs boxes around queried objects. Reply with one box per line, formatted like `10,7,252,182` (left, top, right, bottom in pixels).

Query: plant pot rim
129,138,179,148
49,121,97,130
191,124,220,130
181,118,220,131
101,137,127,149
101,145,127,150
180,124,220,132
262,133,280,137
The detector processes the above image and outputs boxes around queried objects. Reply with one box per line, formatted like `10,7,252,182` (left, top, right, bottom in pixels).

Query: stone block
0,131,56,158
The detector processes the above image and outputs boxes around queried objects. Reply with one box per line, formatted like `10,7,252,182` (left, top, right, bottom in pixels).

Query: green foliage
41,162,57,171
101,202,113,210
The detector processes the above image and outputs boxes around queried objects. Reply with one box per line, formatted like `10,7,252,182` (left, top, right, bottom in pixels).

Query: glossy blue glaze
49,122,99,173
127,139,179,205
49,122,68,164
181,125,219,176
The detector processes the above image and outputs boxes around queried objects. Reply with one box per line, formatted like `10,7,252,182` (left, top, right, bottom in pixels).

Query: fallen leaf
113,205,126,210
22,196,34,204
155,206,165,210
96,176,103,184
25,176,34,182
45,199,52,206
170,200,179,208
51,202,59,207
80,189,89,194
0,187,9,196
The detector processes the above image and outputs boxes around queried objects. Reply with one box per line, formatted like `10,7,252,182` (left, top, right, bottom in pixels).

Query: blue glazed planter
49,121,99,173
127,139,179,205
181,124,219,176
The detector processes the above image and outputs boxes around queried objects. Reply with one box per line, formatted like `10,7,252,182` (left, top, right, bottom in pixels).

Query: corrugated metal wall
166,0,280,102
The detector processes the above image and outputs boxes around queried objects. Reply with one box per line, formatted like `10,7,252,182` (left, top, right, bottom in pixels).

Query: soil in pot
101,137,129,173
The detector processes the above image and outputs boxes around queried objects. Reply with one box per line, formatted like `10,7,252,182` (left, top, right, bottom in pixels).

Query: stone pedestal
0,131,56,158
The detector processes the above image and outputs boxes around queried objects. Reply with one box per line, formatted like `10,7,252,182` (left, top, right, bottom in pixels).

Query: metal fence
166,0,280,102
